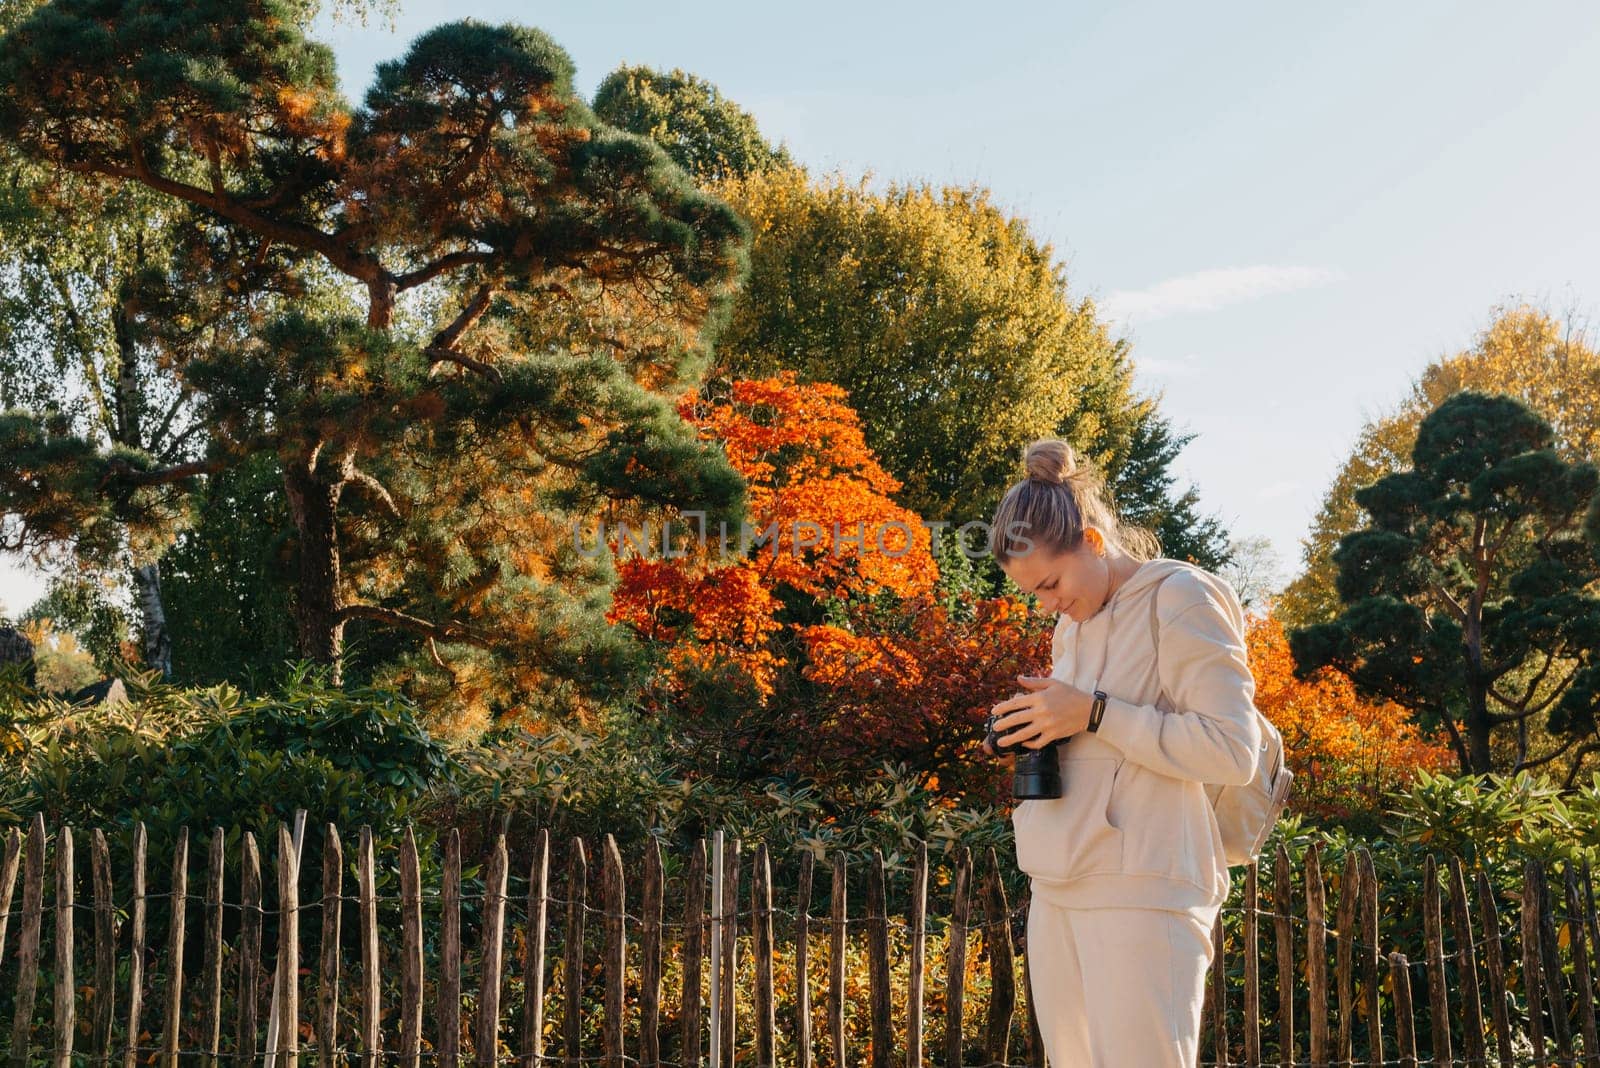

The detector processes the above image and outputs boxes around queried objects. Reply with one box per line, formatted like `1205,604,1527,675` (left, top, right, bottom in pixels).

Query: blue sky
6,0,1600,614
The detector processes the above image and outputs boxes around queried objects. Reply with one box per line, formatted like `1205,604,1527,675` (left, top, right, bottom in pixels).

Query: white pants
1025,895,1220,1067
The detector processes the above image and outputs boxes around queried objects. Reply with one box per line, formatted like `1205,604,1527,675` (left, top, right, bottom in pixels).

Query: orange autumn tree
1248,610,1455,823
607,371,936,701
607,371,1047,793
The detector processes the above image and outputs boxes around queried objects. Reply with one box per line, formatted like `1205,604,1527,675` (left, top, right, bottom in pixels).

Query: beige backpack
1146,572,1294,868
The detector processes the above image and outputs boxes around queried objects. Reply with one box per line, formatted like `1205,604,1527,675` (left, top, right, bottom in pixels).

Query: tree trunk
113,268,174,681
283,462,346,684
1465,690,1494,774
131,562,172,679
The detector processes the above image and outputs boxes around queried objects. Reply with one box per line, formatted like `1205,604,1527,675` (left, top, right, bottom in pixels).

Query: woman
984,438,1261,1067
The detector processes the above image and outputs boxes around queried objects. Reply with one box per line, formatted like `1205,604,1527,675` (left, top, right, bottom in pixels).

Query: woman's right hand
982,692,1029,756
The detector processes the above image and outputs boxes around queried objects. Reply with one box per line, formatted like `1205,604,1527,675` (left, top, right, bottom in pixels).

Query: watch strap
1087,690,1108,732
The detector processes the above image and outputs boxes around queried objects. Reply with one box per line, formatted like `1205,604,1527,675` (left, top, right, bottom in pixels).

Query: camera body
983,710,1063,799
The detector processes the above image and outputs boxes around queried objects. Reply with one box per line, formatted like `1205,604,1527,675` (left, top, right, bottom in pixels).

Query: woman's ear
1084,527,1106,556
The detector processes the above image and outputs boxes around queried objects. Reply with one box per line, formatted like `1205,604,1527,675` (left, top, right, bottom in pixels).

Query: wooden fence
1,811,1598,1066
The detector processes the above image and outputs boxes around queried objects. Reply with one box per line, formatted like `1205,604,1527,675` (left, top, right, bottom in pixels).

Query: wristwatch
1087,690,1108,733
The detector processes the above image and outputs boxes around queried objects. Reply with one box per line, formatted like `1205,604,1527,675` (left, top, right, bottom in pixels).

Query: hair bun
1023,439,1078,485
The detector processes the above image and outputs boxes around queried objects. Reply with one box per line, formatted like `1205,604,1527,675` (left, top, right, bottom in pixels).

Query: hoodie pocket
1010,756,1124,882
1107,760,1217,889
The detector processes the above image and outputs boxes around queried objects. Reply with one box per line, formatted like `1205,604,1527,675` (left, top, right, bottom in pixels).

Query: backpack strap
1147,571,1174,703
1148,571,1173,649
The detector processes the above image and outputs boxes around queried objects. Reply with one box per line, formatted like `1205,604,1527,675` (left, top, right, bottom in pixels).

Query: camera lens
1012,744,1062,799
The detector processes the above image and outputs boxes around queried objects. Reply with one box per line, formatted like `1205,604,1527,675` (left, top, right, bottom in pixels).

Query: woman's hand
986,675,1095,750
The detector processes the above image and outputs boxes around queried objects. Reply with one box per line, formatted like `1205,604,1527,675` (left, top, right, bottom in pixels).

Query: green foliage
1,664,455,858
1379,766,1600,868
592,64,794,184
701,165,1228,562
157,452,298,687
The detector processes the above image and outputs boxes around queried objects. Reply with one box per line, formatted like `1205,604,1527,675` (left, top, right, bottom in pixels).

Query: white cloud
1101,265,1343,326
1257,480,1301,500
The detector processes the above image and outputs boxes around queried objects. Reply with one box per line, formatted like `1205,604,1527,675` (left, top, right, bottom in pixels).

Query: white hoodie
1011,557,1262,914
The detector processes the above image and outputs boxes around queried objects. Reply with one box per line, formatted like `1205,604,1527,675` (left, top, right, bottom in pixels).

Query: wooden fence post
602,835,626,1068
1334,849,1361,1068
51,825,74,1068
1422,853,1452,1065
640,838,664,1068
752,844,775,1068
1447,855,1486,1067
794,850,814,1068
680,839,706,1068
866,850,892,1068
1390,952,1417,1068
1306,843,1327,1066
236,832,261,1066
317,825,342,1068
520,828,550,1068
91,829,116,1066
476,832,508,1067
908,843,928,1068
1243,861,1259,1067
9,814,45,1068
1273,842,1294,1067
1473,867,1513,1068
197,829,225,1066
162,826,189,1068
944,847,971,1068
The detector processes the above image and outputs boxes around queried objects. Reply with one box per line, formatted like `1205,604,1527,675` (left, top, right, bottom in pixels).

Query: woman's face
1000,537,1112,623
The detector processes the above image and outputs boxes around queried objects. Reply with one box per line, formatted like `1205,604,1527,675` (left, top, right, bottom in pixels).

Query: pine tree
0,0,752,724
1289,391,1600,778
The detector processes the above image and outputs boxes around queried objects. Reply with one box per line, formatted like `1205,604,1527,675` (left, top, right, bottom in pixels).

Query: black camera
983,709,1063,799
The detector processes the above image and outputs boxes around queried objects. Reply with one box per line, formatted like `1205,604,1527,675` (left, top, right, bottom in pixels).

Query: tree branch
346,466,401,520
92,144,384,285
101,457,224,489
429,283,495,353
1513,732,1583,773
426,346,503,384
1428,581,1470,627
44,265,115,435
1563,743,1600,789
434,103,501,204
394,250,494,292
1434,704,1474,773
335,603,481,645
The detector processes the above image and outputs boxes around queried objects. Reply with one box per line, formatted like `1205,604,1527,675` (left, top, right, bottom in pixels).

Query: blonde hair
987,439,1162,564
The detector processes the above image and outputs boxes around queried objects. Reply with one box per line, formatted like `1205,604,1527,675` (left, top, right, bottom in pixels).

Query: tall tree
1289,391,1600,779
0,0,395,677
1281,302,1600,628
593,65,793,183
0,1,751,727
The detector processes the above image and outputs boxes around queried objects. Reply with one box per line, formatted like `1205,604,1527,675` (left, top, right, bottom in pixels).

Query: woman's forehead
1005,547,1062,586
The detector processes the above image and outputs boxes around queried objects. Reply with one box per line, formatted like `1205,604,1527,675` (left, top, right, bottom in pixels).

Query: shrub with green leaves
1,663,454,854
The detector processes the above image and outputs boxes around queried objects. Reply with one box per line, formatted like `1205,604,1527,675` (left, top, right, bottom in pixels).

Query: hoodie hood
1101,557,1192,612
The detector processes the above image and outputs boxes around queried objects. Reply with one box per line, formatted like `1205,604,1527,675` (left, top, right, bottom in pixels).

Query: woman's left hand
989,675,1095,749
